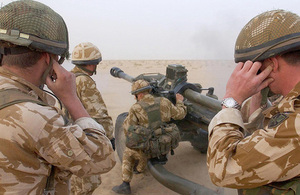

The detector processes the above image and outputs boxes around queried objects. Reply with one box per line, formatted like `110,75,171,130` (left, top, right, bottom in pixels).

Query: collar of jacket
0,67,53,104
264,82,300,118
139,94,155,103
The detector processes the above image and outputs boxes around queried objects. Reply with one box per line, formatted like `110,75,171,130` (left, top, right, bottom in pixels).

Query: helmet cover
131,80,151,95
0,0,69,58
235,9,300,62
71,42,102,65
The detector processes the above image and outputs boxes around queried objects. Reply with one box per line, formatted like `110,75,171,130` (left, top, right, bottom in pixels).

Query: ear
268,57,279,72
137,93,144,100
42,52,50,65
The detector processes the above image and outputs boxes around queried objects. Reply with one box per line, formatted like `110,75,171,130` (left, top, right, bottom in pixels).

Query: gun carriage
110,64,223,195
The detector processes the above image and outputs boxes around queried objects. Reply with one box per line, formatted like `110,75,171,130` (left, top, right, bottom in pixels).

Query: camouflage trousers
70,174,101,195
122,147,147,182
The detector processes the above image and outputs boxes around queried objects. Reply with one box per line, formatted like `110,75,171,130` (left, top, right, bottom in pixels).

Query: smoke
191,13,244,60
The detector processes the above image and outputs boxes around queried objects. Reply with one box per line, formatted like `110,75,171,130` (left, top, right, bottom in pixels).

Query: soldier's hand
224,61,274,105
46,60,77,102
46,61,90,120
176,93,184,102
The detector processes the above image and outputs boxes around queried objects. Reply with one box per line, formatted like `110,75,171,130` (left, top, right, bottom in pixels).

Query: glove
110,138,115,151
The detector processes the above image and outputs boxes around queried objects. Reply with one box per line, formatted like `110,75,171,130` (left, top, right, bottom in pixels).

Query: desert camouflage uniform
71,66,114,139
121,94,187,182
0,67,116,194
70,66,114,195
207,82,300,191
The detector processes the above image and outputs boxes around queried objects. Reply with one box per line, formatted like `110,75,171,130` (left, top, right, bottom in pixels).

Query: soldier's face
86,65,97,76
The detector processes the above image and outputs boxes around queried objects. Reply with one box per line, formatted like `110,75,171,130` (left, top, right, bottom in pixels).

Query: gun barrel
184,89,222,112
110,67,135,83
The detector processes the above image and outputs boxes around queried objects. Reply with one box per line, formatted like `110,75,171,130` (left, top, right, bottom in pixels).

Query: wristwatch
221,97,241,110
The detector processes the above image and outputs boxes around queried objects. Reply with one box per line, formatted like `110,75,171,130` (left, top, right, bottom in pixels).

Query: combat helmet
0,0,69,64
71,42,102,65
234,10,300,63
71,42,102,75
131,80,152,95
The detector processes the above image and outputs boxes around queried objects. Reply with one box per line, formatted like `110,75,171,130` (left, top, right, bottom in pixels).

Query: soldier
112,79,187,194
69,42,115,195
0,1,115,194
207,10,300,194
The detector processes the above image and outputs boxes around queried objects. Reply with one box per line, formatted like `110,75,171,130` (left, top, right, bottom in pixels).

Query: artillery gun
110,64,223,195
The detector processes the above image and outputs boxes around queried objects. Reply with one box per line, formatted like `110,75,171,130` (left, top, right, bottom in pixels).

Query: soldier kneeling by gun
112,79,187,194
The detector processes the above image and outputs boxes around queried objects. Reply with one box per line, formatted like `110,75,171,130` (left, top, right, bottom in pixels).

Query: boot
150,155,168,165
133,160,141,174
133,166,141,174
112,181,131,194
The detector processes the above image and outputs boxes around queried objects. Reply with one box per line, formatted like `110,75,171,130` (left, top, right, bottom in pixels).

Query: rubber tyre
115,112,128,162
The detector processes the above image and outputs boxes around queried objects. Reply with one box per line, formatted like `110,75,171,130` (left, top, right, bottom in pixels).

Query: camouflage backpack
125,97,180,158
238,177,300,195
0,88,48,109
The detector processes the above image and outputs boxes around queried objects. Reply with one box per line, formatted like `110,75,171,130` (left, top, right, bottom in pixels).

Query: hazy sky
2,0,300,60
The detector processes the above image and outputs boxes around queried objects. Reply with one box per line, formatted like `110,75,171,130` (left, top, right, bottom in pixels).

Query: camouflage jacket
71,66,114,140
123,94,187,135
207,82,300,189
0,67,115,194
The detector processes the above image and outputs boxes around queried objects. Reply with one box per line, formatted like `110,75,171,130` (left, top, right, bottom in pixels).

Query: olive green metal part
148,161,223,195
184,89,222,114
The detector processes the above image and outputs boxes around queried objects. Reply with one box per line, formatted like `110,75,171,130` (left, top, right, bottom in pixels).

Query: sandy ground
63,60,238,195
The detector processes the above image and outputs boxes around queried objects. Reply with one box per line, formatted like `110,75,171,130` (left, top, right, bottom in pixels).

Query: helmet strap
0,46,32,55
251,35,300,61
131,85,152,95
42,56,53,84
76,65,96,75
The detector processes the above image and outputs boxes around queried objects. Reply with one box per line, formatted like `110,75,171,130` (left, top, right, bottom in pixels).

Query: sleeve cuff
208,108,245,135
75,117,106,135
176,100,184,105
248,107,263,123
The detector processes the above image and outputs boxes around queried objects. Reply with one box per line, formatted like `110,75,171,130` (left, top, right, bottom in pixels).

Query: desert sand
64,60,238,195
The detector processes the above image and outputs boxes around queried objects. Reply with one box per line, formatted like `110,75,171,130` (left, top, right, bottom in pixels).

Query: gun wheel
190,128,209,154
114,112,128,162
191,143,207,154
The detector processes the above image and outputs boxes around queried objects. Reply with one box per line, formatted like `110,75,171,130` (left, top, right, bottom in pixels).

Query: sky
1,0,300,60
